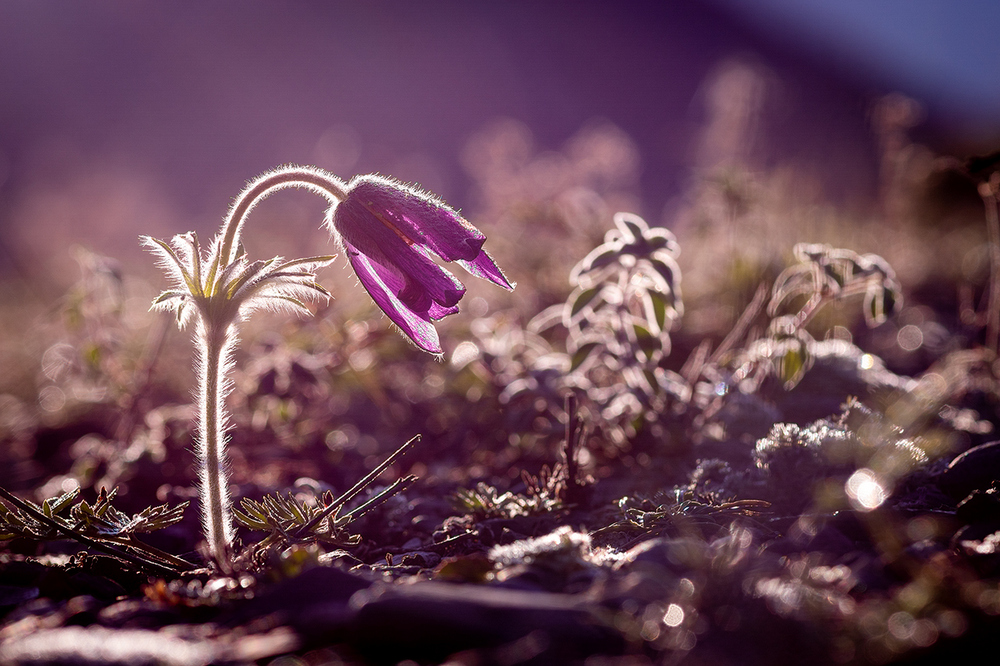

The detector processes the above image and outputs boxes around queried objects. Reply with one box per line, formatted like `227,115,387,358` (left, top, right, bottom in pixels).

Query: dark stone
347,581,623,663
223,565,371,629
0,584,38,611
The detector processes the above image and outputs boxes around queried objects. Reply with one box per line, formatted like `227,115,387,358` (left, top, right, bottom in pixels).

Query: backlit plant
142,165,513,569
732,242,903,390
0,485,191,576
491,215,903,457
530,212,687,444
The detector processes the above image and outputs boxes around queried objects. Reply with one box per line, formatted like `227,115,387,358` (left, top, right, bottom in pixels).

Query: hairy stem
199,322,233,569
219,165,348,267
193,166,349,570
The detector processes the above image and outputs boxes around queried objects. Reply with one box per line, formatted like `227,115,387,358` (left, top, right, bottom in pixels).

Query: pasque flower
328,175,514,354
142,165,511,569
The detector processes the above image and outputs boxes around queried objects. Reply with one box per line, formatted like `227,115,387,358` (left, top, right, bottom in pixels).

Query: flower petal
333,196,466,308
358,245,461,321
457,249,516,291
428,301,460,321
346,246,444,354
349,175,486,262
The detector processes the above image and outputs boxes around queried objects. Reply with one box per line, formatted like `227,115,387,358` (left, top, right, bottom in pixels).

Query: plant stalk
199,322,233,569
219,166,348,267
980,179,1000,354
190,166,349,570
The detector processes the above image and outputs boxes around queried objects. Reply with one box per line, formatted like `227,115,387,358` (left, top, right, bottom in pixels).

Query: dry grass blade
293,434,420,538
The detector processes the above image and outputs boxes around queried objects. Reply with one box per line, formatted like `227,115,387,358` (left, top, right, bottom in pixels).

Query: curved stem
219,165,349,267
194,166,349,570
981,183,1000,353
199,322,233,569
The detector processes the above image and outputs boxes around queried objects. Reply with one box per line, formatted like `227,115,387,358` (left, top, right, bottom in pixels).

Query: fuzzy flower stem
199,322,233,569
144,164,510,570
197,166,347,568
218,166,348,267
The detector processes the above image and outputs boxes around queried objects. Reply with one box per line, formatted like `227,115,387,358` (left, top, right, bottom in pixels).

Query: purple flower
327,175,514,354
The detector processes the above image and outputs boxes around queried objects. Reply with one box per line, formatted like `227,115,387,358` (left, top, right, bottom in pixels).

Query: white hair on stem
141,163,510,569
141,166,349,571
196,319,238,563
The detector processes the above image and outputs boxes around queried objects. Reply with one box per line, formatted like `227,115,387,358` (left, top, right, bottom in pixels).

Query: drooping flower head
328,175,514,354
139,165,512,570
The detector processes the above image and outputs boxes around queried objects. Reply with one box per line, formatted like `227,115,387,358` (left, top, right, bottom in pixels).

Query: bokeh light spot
664,603,685,627
38,386,66,413
451,341,480,368
897,324,923,351
845,468,887,511
349,348,374,372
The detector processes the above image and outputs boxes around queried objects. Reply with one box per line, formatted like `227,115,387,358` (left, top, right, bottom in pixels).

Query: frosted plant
528,212,686,444
752,243,902,389
142,165,512,569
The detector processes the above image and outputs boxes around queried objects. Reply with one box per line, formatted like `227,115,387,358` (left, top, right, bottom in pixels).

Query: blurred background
1,0,999,435
1,0,997,285
4,6,1000,656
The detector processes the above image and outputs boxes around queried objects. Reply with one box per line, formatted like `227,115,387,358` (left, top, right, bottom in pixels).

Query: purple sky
0,1,996,281
715,0,1000,132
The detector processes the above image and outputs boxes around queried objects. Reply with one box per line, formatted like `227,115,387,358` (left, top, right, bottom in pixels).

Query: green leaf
202,249,223,299
569,341,602,372
234,497,272,531
822,262,851,289
648,291,668,332
153,290,186,305
567,286,603,323
768,264,816,316
883,285,901,317
224,258,269,299
645,228,679,255
143,236,193,288
269,295,311,313
643,290,678,334
614,212,648,243
648,254,681,293
863,283,900,327
277,255,336,270
863,287,881,327
793,242,830,264
47,489,80,517
775,338,811,389
571,245,618,286
303,281,332,298
641,369,659,395
130,501,189,533
187,232,202,292
632,323,660,362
